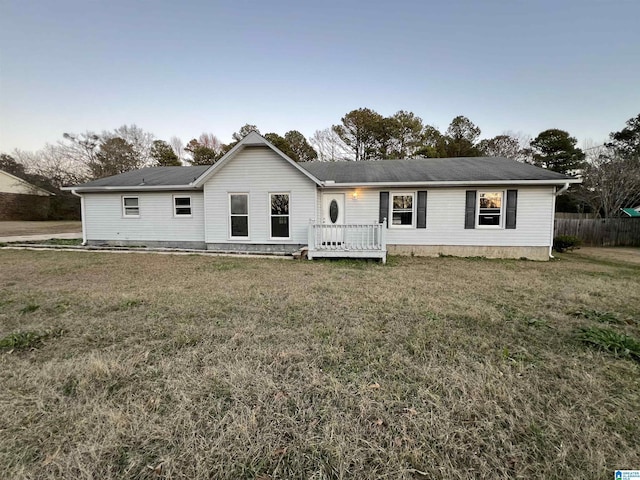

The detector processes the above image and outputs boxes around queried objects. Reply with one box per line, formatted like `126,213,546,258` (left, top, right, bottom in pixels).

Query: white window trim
122,196,139,218
269,192,291,240
228,193,249,240
389,191,415,229
476,190,504,229
173,195,192,218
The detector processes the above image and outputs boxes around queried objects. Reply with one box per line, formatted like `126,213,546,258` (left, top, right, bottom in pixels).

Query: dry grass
0,221,82,236
0,250,638,479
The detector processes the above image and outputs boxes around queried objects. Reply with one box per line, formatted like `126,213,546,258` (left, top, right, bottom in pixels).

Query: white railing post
308,219,315,251
381,218,387,251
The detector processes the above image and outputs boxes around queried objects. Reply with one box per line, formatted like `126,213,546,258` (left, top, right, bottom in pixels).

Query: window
478,192,502,227
174,196,192,216
229,193,249,238
391,193,414,227
122,196,139,217
270,193,290,238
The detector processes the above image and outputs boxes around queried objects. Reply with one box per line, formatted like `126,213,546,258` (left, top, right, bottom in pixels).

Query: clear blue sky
1,0,639,152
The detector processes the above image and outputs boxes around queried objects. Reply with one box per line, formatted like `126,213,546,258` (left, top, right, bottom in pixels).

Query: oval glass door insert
329,200,339,223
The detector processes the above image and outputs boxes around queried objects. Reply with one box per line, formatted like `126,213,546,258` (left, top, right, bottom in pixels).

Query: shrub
553,235,582,253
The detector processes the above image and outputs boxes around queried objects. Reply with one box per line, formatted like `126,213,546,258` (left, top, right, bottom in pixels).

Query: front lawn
0,251,638,479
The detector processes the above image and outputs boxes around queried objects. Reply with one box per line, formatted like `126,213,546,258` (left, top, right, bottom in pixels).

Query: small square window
174,196,192,216
123,196,139,217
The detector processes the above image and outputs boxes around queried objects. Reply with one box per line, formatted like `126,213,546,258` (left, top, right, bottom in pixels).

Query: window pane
124,197,138,207
271,216,289,237
479,214,501,226
271,194,289,215
479,192,501,209
230,195,247,214
124,207,139,216
175,197,190,206
393,195,412,209
231,216,248,237
176,207,191,215
392,212,412,225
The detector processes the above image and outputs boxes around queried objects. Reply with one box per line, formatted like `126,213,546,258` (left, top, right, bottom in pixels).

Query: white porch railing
307,219,387,262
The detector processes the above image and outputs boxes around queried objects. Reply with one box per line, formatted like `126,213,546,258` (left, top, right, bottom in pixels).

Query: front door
322,193,345,244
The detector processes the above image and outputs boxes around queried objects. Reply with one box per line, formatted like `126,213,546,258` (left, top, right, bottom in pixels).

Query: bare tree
198,133,223,156
169,136,185,163
103,124,155,166
577,147,640,217
309,128,354,161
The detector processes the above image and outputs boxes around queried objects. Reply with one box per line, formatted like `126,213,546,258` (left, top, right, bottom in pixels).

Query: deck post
307,220,315,260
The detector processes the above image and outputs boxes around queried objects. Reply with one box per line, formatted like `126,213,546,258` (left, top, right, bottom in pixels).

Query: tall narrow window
477,192,502,227
270,193,290,238
229,194,249,238
174,196,192,216
122,196,139,217
391,193,414,227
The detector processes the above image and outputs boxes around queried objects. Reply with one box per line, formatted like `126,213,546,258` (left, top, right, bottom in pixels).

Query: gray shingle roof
74,166,210,188
69,156,575,191
299,157,574,183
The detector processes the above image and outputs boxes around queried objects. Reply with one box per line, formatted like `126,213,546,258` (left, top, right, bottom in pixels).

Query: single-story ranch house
64,132,581,262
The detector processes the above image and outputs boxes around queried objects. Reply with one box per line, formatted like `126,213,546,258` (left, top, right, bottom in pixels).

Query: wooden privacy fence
554,218,640,247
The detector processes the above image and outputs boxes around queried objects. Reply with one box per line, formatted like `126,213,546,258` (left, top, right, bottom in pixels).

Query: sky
1,0,639,153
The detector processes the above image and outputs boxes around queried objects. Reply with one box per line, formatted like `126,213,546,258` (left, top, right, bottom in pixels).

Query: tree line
1,111,638,218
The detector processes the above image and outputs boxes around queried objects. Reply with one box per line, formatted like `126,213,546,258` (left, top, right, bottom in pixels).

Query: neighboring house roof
63,133,581,192
621,208,640,217
0,169,54,196
299,157,579,186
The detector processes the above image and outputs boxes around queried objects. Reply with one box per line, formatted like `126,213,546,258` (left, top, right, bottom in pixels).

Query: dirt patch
0,221,81,236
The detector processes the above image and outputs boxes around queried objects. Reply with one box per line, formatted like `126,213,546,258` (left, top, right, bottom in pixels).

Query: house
63,132,581,261
0,169,54,221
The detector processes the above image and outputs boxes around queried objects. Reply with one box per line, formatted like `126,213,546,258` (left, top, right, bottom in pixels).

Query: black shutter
379,191,389,227
417,190,427,229
465,190,476,229
506,189,518,229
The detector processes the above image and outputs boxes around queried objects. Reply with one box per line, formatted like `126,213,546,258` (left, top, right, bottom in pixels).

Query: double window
270,193,290,238
391,193,414,227
174,196,192,217
229,193,249,238
477,192,502,227
122,196,139,217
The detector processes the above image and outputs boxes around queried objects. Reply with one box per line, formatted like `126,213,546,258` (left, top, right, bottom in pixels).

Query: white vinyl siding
204,146,316,244
84,192,205,242
317,187,555,247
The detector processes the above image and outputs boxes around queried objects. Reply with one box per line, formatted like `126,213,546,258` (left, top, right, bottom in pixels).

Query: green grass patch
0,328,65,351
577,327,640,362
571,308,621,324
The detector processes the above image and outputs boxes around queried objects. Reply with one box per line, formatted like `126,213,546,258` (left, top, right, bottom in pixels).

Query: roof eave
320,178,582,188
61,184,201,192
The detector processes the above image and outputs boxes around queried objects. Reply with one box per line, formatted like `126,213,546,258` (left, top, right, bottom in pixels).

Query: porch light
352,190,358,200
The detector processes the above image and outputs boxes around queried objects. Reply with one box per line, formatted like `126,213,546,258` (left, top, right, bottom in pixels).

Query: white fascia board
191,131,322,187
61,185,201,192
320,178,582,188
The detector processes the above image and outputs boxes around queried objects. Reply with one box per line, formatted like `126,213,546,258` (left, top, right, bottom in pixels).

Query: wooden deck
307,220,387,263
